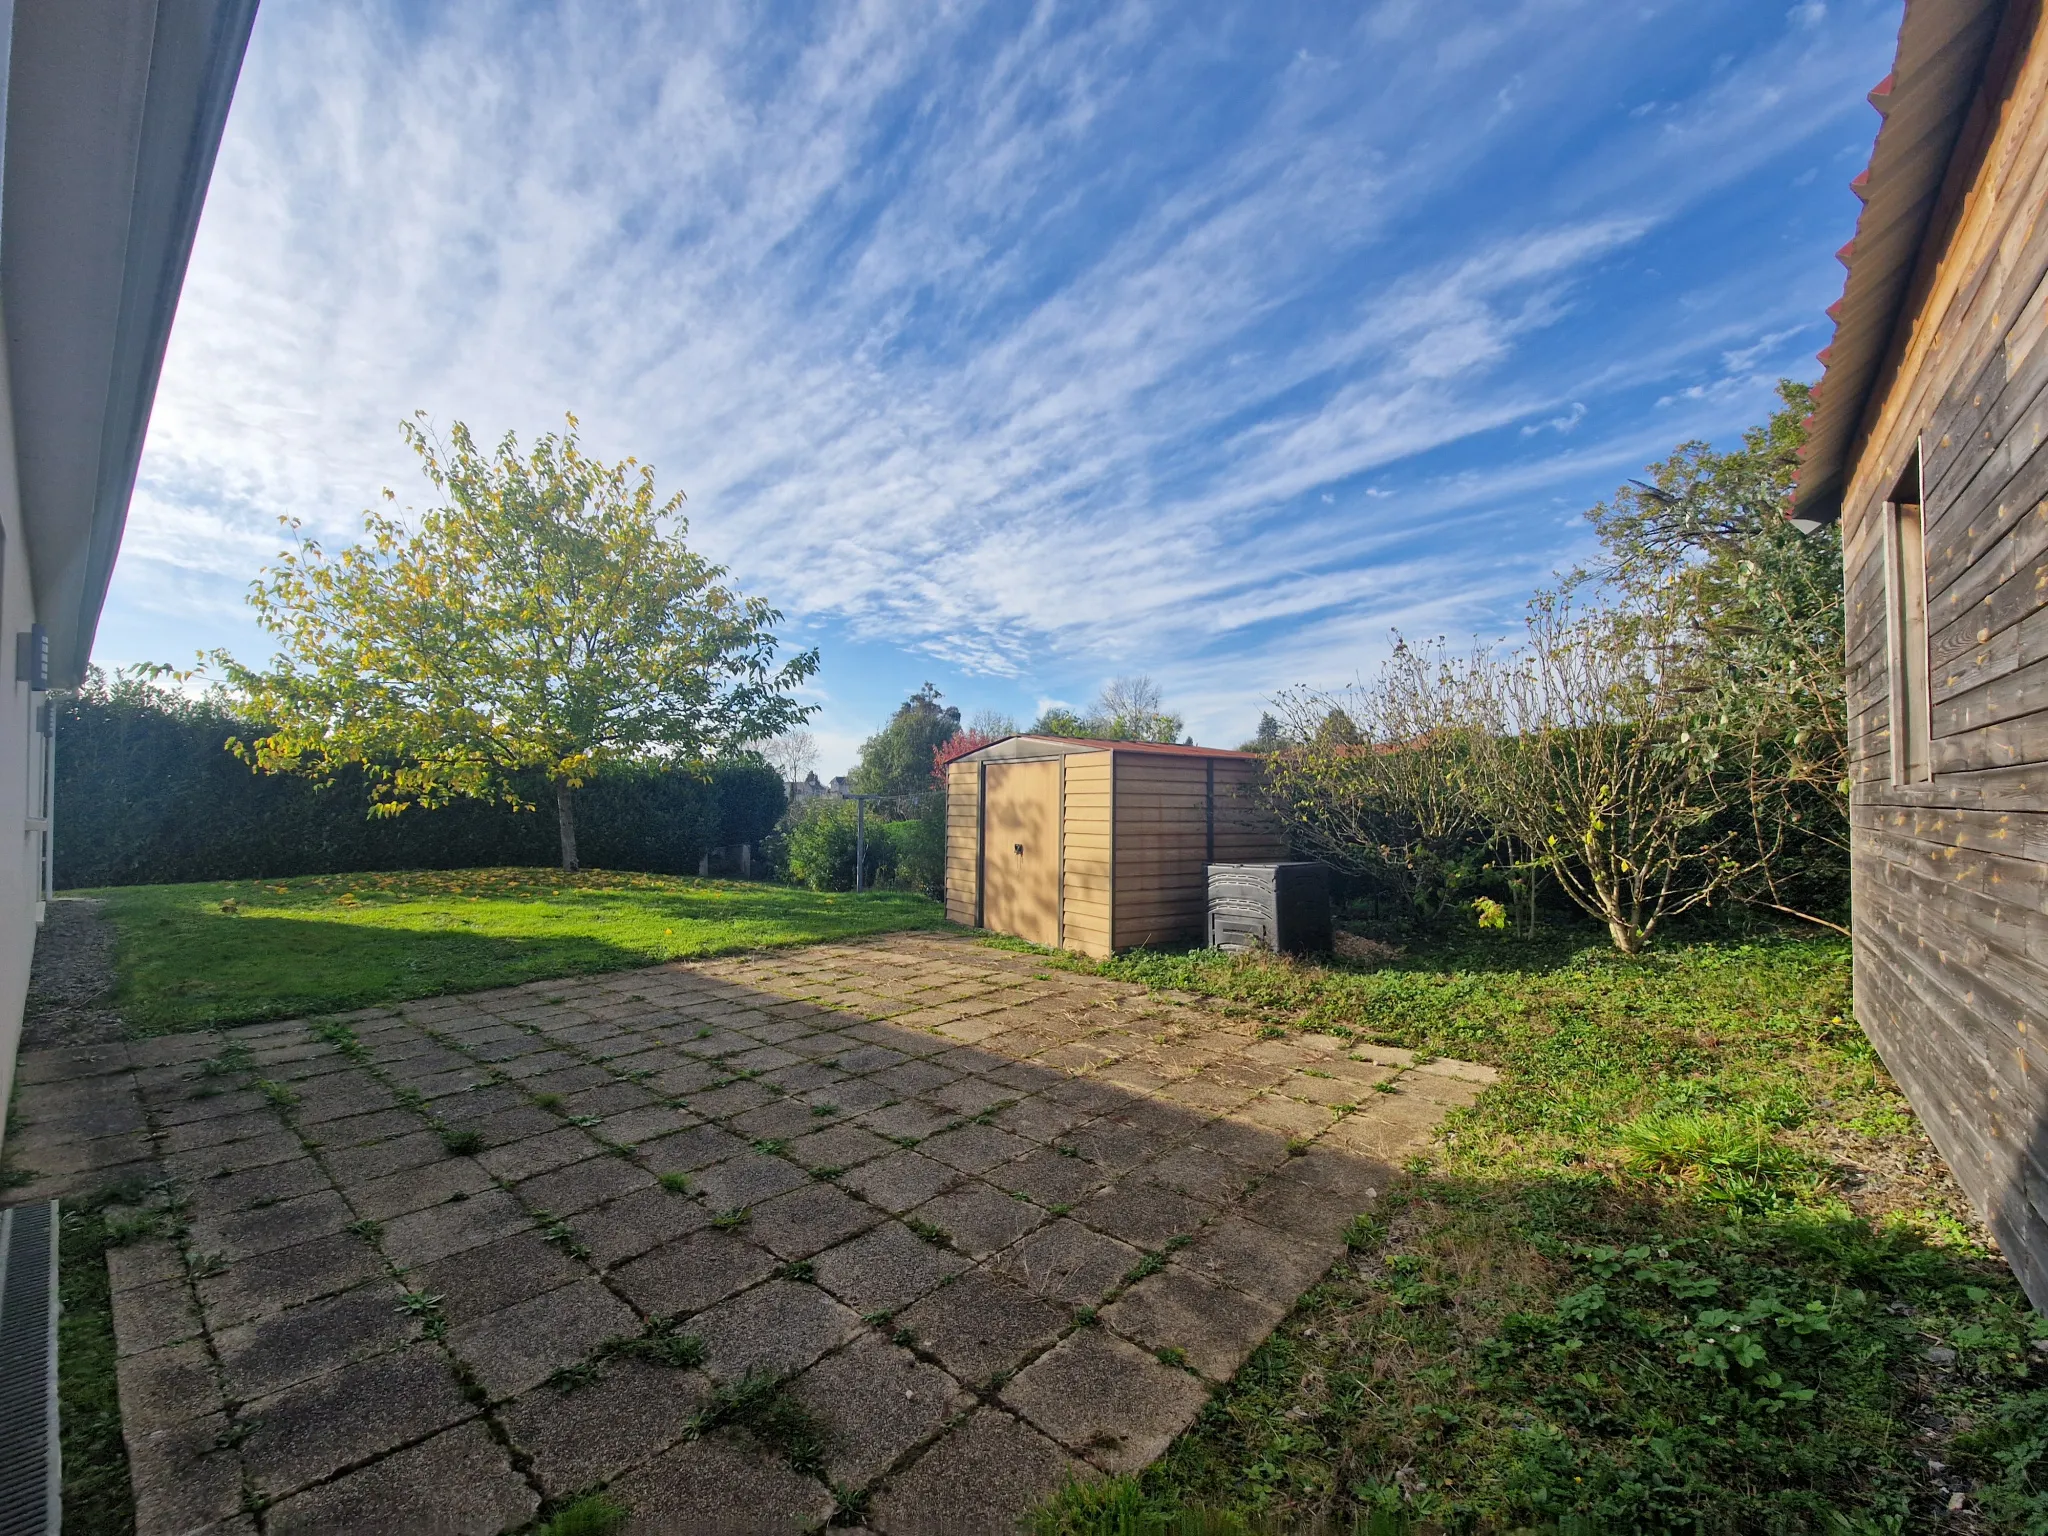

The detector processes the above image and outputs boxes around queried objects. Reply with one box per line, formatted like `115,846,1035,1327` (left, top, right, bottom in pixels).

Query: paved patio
5,931,1490,1535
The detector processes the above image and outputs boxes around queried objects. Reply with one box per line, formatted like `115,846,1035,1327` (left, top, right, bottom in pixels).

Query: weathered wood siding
1843,9,2048,1310
1062,753,1114,957
1110,752,1290,951
944,761,979,928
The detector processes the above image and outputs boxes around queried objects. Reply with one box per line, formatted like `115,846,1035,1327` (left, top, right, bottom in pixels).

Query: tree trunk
555,782,580,873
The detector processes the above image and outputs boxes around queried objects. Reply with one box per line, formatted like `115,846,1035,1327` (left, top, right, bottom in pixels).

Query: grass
534,1493,630,1535
57,1190,140,1536
75,866,946,1031
1017,925,2048,1534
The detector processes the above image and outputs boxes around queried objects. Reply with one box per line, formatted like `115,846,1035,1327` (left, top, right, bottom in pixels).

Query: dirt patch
1806,1120,1998,1252
23,898,125,1049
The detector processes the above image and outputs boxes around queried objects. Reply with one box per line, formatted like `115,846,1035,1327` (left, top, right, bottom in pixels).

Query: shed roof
951,734,1263,764
1790,0,2010,528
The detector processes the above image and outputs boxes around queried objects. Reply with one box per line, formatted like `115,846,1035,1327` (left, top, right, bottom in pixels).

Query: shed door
982,759,1060,947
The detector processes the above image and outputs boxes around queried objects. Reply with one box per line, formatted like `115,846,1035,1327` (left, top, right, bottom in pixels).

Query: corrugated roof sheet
1791,0,2008,528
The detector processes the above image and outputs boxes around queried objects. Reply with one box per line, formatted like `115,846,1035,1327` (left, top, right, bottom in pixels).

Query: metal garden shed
943,735,1290,956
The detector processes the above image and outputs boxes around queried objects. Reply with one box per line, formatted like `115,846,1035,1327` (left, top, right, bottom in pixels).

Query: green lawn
1022,929,2048,1535
78,867,945,1032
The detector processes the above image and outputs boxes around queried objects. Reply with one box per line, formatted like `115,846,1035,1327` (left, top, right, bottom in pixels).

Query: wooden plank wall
1061,753,1113,957
1110,753,1291,950
1841,6,2048,1311
944,761,979,929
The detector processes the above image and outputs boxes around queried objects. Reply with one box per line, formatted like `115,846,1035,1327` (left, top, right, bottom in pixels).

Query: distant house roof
951,734,1262,764
1790,0,2010,528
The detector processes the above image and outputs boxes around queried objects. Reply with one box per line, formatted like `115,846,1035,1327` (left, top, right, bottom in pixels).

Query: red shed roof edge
953,733,1264,762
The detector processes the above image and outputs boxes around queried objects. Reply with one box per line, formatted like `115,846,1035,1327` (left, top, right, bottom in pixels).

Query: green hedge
54,679,785,888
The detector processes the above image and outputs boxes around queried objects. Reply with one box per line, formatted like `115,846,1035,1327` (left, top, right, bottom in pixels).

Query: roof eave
3,0,259,687
1791,0,2009,529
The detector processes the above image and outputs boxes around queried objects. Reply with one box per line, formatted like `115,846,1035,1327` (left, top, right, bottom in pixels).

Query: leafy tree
1029,675,1185,743
851,683,959,799
1030,706,1093,737
1256,383,1841,952
215,414,817,872
1572,380,1846,930
779,799,875,891
1238,712,1286,753
933,727,1000,781
1313,708,1362,747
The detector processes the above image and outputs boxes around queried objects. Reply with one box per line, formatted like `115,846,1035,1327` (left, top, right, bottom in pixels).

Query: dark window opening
1885,444,1931,785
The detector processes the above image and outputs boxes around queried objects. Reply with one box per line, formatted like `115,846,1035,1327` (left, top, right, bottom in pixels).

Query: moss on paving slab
58,1191,140,1536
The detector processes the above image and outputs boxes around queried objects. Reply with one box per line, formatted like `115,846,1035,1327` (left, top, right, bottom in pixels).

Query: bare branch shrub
1262,638,1489,922
1465,595,1759,954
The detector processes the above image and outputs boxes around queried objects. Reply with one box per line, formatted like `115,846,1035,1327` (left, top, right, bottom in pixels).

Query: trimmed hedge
54,681,785,888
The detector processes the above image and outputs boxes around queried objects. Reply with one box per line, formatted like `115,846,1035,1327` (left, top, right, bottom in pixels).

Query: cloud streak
111,0,1904,751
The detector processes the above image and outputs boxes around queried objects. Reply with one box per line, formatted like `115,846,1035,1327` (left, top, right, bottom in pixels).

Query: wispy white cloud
111,0,1902,751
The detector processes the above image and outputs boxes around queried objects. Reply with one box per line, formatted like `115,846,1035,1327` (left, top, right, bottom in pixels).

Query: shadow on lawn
1047,1165,2046,1535
115,914,653,1033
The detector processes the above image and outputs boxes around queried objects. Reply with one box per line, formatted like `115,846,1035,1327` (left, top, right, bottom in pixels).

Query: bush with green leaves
779,799,885,891
55,667,783,887
879,801,946,900
1258,382,1846,951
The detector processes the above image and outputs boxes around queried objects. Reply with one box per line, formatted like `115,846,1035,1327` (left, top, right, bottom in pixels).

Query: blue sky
105,0,1902,775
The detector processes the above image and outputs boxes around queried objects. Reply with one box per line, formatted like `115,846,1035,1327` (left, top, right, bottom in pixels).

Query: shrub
880,801,946,900
781,800,886,891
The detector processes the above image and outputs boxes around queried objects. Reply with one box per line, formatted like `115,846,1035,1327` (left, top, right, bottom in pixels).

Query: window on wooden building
1883,445,1931,784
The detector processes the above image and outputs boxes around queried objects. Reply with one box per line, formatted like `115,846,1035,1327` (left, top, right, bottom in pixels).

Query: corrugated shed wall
944,761,979,928
1062,754,1113,957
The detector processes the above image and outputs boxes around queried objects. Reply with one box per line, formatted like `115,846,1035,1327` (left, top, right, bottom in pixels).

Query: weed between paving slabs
8,931,1485,1534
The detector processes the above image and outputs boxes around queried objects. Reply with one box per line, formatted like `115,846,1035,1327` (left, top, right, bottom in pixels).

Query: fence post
855,797,866,893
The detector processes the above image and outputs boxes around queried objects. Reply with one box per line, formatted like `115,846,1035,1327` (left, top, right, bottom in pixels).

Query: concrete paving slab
811,1221,969,1317
1102,1266,1287,1384
448,1277,639,1399
609,1431,835,1535
1002,1326,1211,1474
241,1347,472,1499
896,1269,1066,1386
790,1333,969,1489
840,1150,963,1213
61,931,1470,1534
867,1407,1087,1536
214,1279,413,1400
692,1278,860,1382
380,1187,533,1268
501,1358,712,1491
909,1181,1047,1259
991,1218,1142,1308
413,1228,588,1325
264,1420,536,1536
611,1228,777,1317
